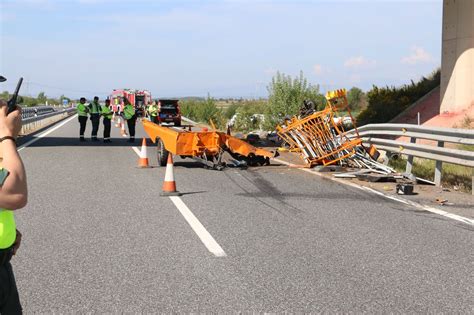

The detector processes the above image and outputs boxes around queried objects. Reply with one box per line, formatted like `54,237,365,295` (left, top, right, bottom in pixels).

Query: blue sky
1,0,442,99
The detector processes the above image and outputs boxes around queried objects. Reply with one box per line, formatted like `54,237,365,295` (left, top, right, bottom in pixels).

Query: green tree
232,100,268,132
37,91,47,104
347,87,365,111
265,71,325,129
357,69,440,126
0,91,9,101
179,95,226,129
224,102,240,119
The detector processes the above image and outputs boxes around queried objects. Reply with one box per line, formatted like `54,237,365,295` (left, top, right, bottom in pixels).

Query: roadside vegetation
180,71,367,133
389,157,472,193
356,69,440,126
0,91,71,106
388,115,473,193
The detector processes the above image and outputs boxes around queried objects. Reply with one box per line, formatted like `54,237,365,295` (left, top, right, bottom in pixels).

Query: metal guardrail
346,123,474,188
21,107,76,134
21,106,56,119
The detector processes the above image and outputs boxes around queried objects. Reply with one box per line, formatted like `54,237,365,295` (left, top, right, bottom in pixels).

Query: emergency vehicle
110,89,152,116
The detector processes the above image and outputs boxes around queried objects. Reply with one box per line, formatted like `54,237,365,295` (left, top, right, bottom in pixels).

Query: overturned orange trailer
142,120,277,170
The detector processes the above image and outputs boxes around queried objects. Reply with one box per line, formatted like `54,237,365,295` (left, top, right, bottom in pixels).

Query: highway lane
11,116,474,312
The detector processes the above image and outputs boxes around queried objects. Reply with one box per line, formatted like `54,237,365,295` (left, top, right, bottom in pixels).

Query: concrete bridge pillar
440,0,474,114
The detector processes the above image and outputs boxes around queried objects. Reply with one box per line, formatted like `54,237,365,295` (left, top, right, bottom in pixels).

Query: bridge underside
440,0,474,117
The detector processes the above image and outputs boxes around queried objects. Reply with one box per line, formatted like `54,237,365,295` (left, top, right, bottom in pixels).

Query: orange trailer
142,120,276,170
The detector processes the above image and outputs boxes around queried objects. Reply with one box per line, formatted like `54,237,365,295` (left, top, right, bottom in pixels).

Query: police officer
147,101,158,123
0,98,28,314
122,98,136,143
88,96,101,141
101,99,113,143
77,97,89,142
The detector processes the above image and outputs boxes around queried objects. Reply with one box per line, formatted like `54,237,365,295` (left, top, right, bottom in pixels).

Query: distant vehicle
110,89,152,117
157,99,181,126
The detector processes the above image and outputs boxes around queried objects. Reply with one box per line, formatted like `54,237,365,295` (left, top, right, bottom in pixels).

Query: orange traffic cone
160,154,181,196
121,118,127,137
137,138,149,168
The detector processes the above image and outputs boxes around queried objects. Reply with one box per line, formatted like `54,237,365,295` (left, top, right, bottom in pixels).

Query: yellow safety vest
0,209,16,249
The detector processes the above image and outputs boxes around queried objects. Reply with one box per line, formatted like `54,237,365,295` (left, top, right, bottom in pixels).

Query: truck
110,89,152,116
156,99,182,126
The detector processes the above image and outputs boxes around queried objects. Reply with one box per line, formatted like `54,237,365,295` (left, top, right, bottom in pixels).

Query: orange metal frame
142,120,274,160
277,89,361,166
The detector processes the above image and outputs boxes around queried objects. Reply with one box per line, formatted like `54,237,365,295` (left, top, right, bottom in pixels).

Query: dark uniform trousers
0,249,22,314
103,118,111,139
127,115,137,138
78,116,88,137
90,114,100,138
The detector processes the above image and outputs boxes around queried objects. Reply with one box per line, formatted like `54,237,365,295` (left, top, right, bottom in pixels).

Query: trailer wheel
156,137,169,167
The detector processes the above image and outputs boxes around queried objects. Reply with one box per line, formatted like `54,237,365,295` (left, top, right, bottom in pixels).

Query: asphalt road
11,115,474,312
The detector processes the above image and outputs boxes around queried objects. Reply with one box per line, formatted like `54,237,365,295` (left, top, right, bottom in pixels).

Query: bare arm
0,100,27,209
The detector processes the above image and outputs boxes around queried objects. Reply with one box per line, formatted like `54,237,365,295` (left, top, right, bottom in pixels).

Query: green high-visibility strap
0,209,16,249
77,103,88,116
101,105,113,119
90,102,100,114
123,105,135,120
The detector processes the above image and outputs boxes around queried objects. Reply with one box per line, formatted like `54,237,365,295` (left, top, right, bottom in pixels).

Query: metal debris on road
276,89,394,175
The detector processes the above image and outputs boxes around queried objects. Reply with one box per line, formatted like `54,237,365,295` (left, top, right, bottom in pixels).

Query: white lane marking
18,114,78,152
132,146,142,157
169,196,227,257
273,158,474,226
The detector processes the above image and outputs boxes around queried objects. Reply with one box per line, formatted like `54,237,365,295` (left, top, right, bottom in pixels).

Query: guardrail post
405,137,416,174
434,141,444,186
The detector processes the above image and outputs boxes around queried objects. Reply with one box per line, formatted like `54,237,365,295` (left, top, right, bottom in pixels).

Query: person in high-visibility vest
147,102,158,124
101,99,113,143
0,99,28,314
77,97,89,142
88,96,101,141
122,98,137,143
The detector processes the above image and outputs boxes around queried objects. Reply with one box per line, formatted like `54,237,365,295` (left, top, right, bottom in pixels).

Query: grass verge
389,157,472,193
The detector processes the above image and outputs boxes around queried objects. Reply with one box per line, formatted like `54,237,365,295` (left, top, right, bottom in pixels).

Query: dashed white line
18,114,78,151
169,196,227,257
273,158,474,226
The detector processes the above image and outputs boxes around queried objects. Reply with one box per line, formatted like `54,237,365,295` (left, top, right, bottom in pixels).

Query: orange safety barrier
277,89,362,166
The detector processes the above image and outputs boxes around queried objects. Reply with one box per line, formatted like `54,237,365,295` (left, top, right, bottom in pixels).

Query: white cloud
344,56,376,68
313,64,323,75
401,46,434,64
344,56,377,69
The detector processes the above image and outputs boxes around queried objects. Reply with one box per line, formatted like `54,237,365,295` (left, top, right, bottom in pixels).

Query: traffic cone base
138,157,149,168
137,138,150,168
160,154,181,196
160,191,182,196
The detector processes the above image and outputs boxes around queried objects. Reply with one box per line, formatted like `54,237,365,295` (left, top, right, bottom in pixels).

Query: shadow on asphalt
180,191,208,196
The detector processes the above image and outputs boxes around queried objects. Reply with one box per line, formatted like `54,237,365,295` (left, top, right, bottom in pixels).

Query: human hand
0,100,22,139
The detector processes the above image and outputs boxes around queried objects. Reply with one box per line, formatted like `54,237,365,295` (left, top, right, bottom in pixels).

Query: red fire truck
110,89,152,116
